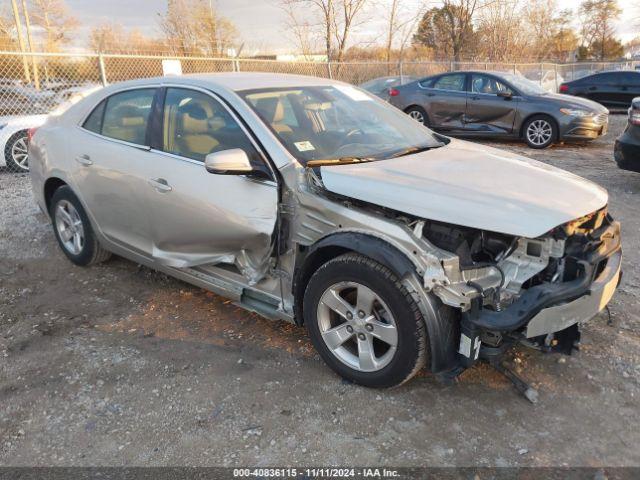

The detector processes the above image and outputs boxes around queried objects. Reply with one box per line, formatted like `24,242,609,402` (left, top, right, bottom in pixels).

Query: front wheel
523,115,557,149
303,253,428,388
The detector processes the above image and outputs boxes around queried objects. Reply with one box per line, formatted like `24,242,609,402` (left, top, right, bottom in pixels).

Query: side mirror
497,91,513,100
204,149,253,175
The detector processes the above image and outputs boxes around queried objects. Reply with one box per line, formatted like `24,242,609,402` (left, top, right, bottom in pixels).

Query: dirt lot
1,114,639,468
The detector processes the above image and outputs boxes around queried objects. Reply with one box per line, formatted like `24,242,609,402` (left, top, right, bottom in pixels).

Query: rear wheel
50,186,112,266
304,253,428,388
523,115,556,149
405,106,429,126
4,130,29,172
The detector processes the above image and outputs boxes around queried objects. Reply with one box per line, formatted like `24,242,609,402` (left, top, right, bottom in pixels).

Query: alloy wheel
526,119,553,147
316,281,398,372
10,135,29,171
55,200,85,255
408,110,425,124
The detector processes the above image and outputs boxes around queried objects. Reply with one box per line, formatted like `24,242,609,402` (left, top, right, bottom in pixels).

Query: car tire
303,253,428,388
405,106,429,126
523,115,557,149
49,186,112,266
4,130,30,172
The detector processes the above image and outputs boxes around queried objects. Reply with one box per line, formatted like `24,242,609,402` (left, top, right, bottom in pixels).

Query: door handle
75,154,92,166
148,178,172,193
588,86,597,91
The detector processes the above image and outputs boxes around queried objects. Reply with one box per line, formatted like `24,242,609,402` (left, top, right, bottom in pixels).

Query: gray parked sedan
29,73,621,389
389,71,609,148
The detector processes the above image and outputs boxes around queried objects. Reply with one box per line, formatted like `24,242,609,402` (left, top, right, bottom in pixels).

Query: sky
64,0,639,55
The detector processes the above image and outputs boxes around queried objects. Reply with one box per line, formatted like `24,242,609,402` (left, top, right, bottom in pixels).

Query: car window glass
242,86,443,164
101,88,155,144
418,78,434,88
471,75,513,95
162,87,266,170
83,100,106,134
433,74,465,91
593,73,618,86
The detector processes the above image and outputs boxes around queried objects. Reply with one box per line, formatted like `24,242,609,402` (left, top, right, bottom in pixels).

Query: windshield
499,73,547,95
240,85,444,165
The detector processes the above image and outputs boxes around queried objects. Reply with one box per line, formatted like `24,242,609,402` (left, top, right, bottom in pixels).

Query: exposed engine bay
417,207,614,315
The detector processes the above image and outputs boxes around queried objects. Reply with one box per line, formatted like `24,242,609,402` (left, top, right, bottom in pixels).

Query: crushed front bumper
524,247,621,337
467,220,622,336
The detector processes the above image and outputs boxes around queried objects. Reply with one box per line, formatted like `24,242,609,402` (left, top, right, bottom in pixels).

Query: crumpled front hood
319,139,608,238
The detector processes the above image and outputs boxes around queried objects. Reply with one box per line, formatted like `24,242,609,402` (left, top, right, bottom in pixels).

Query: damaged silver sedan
29,73,622,388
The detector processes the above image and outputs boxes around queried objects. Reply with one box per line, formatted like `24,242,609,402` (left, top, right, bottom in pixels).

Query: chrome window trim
77,84,159,129
74,125,152,151
74,82,277,182
76,84,159,148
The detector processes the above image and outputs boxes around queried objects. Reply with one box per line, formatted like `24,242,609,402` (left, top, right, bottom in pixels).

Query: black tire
49,186,112,266
405,105,429,126
303,253,428,388
522,115,557,149
4,130,29,172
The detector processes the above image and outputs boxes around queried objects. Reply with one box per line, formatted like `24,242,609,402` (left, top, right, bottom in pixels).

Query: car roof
105,72,341,93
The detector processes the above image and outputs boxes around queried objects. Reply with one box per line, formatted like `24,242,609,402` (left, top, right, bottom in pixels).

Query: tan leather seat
103,104,147,144
175,101,220,158
254,97,293,134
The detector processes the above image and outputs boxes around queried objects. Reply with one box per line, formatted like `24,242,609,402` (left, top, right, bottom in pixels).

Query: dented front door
144,86,278,280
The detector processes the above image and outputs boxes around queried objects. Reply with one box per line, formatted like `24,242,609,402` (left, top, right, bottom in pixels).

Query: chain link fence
0,50,638,172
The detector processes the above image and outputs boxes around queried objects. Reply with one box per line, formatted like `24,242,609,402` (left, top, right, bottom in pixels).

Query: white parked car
0,114,48,172
29,73,622,388
1,85,102,172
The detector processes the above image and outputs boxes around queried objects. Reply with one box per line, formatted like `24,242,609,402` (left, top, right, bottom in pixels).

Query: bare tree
280,0,368,62
524,0,559,59
281,0,320,58
413,0,482,62
29,0,78,51
159,0,237,56
0,6,16,50
579,0,622,60
475,0,529,61
382,0,426,64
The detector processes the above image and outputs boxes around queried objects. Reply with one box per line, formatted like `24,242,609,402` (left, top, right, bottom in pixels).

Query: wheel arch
292,231,460,375
293,232,417,326
44,177,69,213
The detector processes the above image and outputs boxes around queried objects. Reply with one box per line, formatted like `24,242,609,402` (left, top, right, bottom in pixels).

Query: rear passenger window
433,74,466,91
418,78,434,88
99,89,155,145
83,100,105,134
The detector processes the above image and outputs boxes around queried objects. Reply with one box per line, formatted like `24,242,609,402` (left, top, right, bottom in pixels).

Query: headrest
179,102,208,120
112,104,145,127
255,97,285,123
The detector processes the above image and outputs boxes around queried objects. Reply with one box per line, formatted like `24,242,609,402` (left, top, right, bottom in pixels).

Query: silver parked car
29,73,622,388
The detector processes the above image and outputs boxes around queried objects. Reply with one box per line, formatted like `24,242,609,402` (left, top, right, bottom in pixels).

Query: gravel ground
1,114,639,467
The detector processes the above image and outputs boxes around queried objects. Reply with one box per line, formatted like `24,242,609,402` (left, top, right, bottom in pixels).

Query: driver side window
471,75,512,95
161,88,264,169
